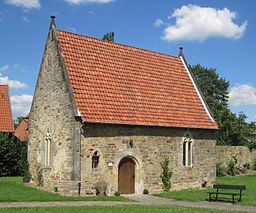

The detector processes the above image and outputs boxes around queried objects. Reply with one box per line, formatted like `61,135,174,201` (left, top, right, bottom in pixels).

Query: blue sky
0,0,255,122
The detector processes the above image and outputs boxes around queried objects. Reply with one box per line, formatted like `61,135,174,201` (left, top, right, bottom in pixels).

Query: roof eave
81,119,218,130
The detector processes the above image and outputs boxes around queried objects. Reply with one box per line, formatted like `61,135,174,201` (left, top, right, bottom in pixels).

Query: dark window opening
183,141,186,166
92,151,99,168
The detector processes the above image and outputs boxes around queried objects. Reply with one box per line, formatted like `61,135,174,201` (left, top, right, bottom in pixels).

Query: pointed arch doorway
118,157,135,194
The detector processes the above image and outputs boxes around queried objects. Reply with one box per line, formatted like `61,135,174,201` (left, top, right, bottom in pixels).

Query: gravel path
1,194,256,212
124,194,256,212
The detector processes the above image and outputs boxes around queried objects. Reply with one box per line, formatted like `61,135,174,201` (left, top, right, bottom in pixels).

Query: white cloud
0,65,10,72
162,4,247,42
21,16,30,22
5,0,40,9
153,18,164,27
64,0,115,4
11,94,33,117
229,84,256,106
0,76,27,89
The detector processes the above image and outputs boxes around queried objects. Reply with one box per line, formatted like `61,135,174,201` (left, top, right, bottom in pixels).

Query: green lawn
157,175,256,206
0,177,129,202
0,206,249,213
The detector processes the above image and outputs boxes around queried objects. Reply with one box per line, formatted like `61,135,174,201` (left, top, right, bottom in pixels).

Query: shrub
216,162,226,177
114,191,120,196
23,161,31,183
253,158,256,170
143,189,149,194
227,158,236,176
247,140,256,151
161,159,172,191
0,133,28,177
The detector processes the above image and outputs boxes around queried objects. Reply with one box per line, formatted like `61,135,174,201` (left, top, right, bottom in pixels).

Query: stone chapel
28,17,218,196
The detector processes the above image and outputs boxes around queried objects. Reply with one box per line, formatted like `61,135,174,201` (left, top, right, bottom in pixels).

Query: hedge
0,133,28,177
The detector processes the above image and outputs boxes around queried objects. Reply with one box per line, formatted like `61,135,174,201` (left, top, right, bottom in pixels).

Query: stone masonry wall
28,25,80,195
80,123,216,195
216,146,252,167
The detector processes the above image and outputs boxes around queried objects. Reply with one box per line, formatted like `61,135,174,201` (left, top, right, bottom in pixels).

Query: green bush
143,189,149,194
247,140,256,151
227,158,236,176
161,159,172,191
216,162,226,177
23,161,31,183
253,158,256,170
0,133,28,177
114,191,120,196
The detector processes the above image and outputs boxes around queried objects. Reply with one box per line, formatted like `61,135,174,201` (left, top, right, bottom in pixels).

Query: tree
102,32,114,42
190,64,229,117
17,116,24,124
14,116,25,128
0,133,28,177
190,64,256,146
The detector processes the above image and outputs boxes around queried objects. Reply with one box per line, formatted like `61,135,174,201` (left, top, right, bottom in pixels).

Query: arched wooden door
118,158,135,194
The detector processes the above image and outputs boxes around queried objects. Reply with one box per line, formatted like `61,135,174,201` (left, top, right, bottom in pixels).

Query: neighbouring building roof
14,116,29,141
56,28,218,129
0,85,14,132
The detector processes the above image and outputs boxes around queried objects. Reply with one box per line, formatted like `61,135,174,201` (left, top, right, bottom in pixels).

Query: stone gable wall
80,123,216,195
28,26,80,195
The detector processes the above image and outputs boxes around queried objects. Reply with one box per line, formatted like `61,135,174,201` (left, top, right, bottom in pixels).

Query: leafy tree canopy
190,64,256,146
17,116,24,124
102,32,114,42
0,133,28,177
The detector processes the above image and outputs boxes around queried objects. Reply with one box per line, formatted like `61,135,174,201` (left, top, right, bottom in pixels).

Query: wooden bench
208,184,246,203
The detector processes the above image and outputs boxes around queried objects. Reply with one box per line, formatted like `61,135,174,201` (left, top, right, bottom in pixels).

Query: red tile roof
0,85,14,132
57,30,218,129
14,116,29,141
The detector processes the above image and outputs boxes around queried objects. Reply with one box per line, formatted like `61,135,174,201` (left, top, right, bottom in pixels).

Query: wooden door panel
118,158,135,194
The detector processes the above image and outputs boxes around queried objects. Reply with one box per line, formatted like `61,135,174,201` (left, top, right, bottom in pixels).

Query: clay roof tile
0,85,14,132
56,30,218,129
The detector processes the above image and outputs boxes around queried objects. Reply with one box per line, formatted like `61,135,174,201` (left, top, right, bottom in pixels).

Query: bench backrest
213,184,246,190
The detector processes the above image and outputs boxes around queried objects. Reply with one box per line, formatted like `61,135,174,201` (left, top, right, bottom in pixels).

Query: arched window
182,135,193,167
92,151,100,168
45,130,52,166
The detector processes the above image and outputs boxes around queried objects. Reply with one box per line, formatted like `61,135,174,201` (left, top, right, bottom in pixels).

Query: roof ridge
0,84,8,87
57,29,180,60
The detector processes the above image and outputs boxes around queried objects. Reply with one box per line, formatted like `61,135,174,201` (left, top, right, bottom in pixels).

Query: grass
0,205,250,213
157,174,256,206
0,177,129,202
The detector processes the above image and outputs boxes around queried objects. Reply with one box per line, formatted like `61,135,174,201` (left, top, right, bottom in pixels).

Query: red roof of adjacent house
14,116,29,141
0,85,14,132
56,30,218,129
